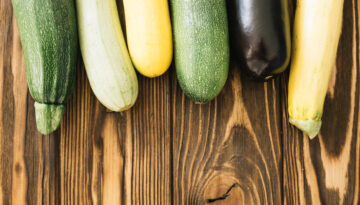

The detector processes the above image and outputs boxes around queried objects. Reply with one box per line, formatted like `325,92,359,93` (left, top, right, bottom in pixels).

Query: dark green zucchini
227,0,291,79
170,0,230,103
12,0,78,134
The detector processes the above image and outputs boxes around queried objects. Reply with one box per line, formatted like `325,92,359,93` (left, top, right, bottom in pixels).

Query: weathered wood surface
0,0,359,204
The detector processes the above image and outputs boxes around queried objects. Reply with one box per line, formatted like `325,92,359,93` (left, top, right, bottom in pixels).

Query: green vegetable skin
170,0,230,103
12,0,78,135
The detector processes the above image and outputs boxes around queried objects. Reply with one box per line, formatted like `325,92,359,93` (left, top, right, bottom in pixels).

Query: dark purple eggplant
227,0,291,79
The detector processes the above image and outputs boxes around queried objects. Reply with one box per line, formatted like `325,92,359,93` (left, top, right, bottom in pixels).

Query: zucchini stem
34,102,65,135
289,118,322,139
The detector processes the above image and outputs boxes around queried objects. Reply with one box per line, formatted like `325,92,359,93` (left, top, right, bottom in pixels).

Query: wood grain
0,0,14,203
0,0,359,204
171,67,283,204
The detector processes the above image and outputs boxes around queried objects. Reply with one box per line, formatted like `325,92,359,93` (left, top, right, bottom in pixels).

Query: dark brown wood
171,67,283,204
0,0,359,204
0,1,14,203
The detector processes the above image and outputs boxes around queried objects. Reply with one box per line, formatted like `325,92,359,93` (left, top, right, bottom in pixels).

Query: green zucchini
12,0,78,135
170,0,230,103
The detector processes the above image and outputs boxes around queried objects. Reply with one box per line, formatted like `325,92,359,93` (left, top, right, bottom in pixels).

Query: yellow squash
123,0,173,77
288,0,344,139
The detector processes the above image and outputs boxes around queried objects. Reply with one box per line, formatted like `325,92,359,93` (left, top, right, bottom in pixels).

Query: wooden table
1,0,359,204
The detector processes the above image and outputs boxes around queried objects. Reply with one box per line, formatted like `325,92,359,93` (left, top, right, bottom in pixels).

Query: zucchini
170,0,230,103
123,0,173,77
227,0,291,79
76,0,139,111
11,0,78,135
288,0,344,138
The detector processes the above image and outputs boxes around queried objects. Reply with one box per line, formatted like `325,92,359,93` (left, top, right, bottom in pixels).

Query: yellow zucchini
123,0,173,77
288,0,344,138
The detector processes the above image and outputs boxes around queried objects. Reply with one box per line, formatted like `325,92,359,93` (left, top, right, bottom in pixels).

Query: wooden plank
171,66,283,204
282,0,360,204
0,1,60,204
128,75,172,205
59,63,100,205
0,0,14,203
59,72,172,205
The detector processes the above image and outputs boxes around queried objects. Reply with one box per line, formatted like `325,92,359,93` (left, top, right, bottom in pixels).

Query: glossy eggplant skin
227,0,291,79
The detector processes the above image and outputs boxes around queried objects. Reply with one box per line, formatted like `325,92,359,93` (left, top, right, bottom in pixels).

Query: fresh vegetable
11,0,78,135
123,0,173,77
170,0,229,103
227,0,291,79
76,0,138,111
288,0,344,138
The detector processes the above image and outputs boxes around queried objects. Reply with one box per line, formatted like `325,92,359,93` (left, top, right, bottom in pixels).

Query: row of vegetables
11,0,344,138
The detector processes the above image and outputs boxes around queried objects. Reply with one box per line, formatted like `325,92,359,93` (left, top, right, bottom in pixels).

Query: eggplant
227,0,291,79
